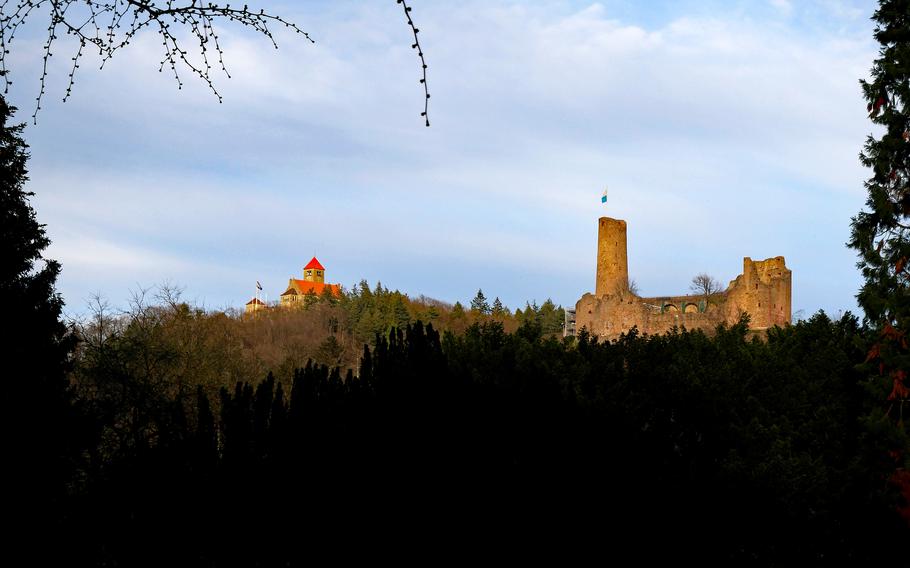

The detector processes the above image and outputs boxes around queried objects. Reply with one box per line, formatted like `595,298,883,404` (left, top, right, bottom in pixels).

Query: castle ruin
574,217,792,339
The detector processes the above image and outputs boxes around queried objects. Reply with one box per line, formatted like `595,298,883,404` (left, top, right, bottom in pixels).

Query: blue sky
4,0,880,317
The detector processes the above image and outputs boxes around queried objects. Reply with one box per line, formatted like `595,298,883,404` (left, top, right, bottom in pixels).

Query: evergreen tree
470,289,491,315
849,0,910,325
303,288,318,309
847,0,910,522
194,385,217,470
319,283,338,305
538,299,565,334
392,294,411,329
491,297,506,317
0,94,88,537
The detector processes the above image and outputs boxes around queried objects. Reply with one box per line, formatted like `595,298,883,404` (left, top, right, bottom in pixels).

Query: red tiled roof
246,297,266,305
281,280,341,297
304,257,325,270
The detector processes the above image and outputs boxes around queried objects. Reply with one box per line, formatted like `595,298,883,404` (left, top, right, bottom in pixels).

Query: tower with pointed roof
279,256,340,307
303,257,326,283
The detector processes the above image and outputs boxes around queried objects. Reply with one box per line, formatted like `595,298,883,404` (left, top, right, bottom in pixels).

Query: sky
3,0,882,317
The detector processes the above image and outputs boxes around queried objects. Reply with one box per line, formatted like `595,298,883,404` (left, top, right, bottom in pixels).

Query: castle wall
576,292,728,339
595,217,629,297
724,257,792,329
576,218,792,341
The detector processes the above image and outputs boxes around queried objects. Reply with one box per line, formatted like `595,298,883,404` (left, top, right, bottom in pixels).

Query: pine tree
195,385,217,470
848,0,910,407
0,94,89,543
847,0,910,515
392,295,411,329
470,289,491,315
491,297,506,317
850,0,910,326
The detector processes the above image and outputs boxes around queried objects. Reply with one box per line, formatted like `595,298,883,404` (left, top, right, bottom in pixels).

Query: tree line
39,313,910,563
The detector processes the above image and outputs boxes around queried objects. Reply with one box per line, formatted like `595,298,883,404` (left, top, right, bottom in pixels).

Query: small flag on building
601,186,608,204
256,281,263,291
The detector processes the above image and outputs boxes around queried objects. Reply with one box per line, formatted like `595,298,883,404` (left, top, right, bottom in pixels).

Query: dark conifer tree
252,373,275,458
491,296,506,317
194,385,218,471
849,0,910,359
0,94,90,550
470,288,491,314
270,382,287,438
847,0,910,508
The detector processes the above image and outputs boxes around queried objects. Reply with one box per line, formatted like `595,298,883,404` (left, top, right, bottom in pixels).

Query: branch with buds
0,0,430,125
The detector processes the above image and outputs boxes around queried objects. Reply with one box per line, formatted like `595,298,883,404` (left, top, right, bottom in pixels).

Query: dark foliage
48,315,909,563
847,0,910,520
0,96,93,556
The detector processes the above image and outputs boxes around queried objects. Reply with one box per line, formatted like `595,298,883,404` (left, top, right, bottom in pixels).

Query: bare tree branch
690,273,723,298
0,1,431,124
397,0,429,126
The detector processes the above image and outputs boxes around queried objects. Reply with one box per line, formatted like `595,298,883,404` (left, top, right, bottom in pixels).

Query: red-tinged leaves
882,323,904,341
888,369,909,401
871,96,886,117
867,343,881,363
897,256,907,274
890,469,910,526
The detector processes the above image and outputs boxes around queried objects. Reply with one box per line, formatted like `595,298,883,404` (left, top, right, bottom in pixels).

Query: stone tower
303,257,326,283
595,217,629,296
724,256,792,329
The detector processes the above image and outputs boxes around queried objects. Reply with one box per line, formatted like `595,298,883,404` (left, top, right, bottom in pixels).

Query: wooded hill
50,313,910,563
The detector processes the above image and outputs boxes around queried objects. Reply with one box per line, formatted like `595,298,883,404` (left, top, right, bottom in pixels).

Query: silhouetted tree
0,94,90,547
846,0,910,522
471,289,491,315
194,385,217,471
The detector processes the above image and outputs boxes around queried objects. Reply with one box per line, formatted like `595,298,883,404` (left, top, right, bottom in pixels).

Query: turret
595,217,630,296
303,257,326,283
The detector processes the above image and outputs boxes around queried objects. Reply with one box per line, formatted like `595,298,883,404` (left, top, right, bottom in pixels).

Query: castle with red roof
279,257,341,305
244,256,341,314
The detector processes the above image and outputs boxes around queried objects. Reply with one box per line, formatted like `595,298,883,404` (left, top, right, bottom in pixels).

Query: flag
256,281,262,291
601,187,608,204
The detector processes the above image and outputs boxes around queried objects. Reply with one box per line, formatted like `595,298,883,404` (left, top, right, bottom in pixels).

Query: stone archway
684,303,699,314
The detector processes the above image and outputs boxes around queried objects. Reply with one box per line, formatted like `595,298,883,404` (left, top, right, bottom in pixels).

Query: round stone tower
595,217,629,297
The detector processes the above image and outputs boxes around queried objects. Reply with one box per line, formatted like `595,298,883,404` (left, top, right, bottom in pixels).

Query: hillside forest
5,0,910,563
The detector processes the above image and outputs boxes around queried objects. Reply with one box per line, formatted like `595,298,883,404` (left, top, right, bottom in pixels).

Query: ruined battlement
574,217,791,340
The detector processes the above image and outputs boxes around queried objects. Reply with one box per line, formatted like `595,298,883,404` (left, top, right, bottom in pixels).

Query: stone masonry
575,217,792,340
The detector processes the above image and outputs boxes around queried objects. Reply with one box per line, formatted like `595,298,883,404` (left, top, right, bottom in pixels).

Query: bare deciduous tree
0,0,430,124
690,273,723,297
613,277,640,297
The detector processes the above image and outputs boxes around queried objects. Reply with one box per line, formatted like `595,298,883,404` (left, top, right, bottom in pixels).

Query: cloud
770,0,793,16
5,0,879,315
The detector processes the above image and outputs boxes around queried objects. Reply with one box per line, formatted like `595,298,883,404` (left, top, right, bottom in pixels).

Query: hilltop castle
573,217,791,339
245,256,341,314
